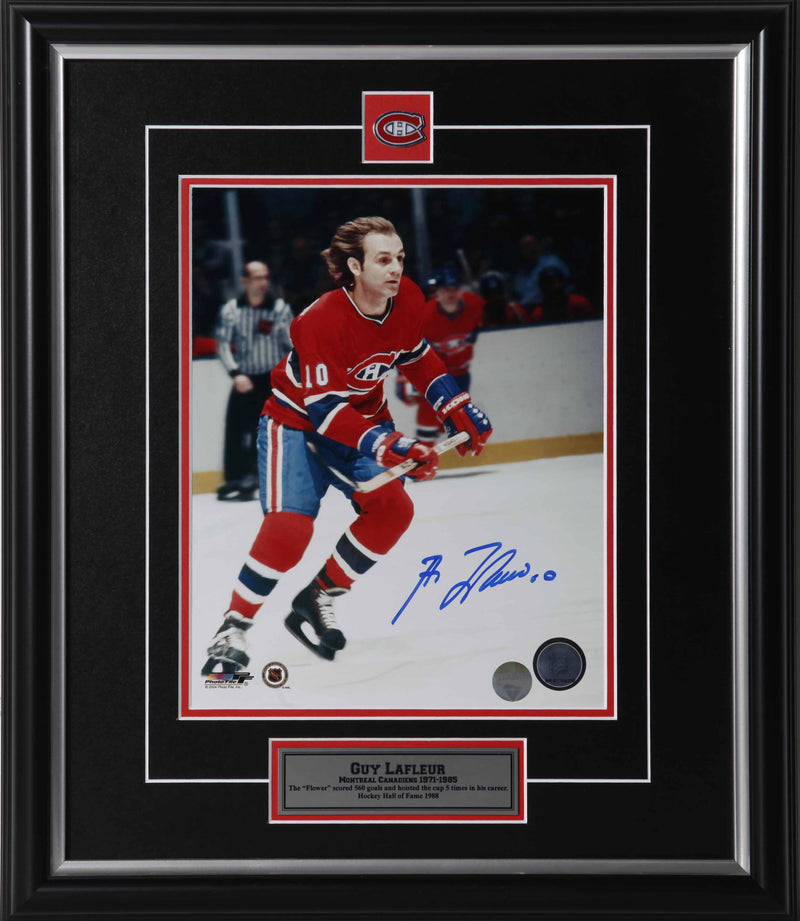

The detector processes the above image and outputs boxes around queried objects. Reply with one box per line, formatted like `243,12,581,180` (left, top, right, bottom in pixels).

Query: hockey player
202,217,492,671
479,270,528,327
396,265,485,445
529,265,595,323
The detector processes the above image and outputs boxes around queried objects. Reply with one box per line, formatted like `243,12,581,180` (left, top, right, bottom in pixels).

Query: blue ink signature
391,555,442,624
393,542,557,623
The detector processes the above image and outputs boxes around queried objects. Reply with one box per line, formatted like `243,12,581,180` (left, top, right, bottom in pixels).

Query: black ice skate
284,583,347,661
217,474,259,502
201,611,253,675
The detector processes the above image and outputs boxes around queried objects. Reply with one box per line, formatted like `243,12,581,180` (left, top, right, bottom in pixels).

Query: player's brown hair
322,216,398,286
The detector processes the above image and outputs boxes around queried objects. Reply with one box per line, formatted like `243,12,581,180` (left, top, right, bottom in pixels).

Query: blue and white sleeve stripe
272,387,309,417
395,339,430,367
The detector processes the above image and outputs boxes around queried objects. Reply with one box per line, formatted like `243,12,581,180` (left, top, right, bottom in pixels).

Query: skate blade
284,611,336,660
201,653,249,675
201,656,224,675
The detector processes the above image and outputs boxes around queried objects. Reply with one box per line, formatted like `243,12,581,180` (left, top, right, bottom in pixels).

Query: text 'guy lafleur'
349,762,446,775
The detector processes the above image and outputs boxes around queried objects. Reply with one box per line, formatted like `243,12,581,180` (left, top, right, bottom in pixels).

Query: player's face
438,285,462,313
351,233,405,300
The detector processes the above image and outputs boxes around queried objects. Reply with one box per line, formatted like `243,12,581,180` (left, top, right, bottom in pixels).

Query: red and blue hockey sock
230,511,314,618
316,480,414,592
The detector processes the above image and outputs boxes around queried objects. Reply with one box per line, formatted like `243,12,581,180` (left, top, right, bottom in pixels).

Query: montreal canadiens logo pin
362,91,433,163
373,111,426,148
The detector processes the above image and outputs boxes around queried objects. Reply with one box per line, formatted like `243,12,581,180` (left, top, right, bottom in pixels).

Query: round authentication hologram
492,661,533,701
533,638,586,691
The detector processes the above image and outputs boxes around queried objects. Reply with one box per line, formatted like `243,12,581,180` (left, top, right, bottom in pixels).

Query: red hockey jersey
422,292,484,376
529,293,594,323
265,277,449,450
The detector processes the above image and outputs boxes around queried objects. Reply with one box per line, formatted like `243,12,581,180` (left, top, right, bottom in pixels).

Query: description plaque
270,739,525,822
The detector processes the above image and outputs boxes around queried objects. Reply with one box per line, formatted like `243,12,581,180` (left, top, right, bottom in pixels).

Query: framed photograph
182,175,614,722
2,1,797,918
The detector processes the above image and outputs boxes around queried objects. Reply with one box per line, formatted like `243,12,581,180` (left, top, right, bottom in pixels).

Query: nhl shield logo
262,661,289,688
363,92,433,163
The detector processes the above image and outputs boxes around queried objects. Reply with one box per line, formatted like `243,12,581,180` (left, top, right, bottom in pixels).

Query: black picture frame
2,2,797,919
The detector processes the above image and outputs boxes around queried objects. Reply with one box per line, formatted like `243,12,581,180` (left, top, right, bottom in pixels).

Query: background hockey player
202,217,492,672
479,270,528,327
396,264,485,445
528,265,596,323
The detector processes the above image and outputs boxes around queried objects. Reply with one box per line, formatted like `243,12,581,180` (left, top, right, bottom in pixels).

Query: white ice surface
187,454,607,717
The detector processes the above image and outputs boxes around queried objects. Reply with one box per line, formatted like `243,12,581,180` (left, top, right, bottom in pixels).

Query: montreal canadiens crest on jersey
440,334,470,353
350,351,399,388
362,91,433,164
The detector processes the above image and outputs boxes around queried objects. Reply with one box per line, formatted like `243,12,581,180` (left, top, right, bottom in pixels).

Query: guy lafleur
349,761,446,775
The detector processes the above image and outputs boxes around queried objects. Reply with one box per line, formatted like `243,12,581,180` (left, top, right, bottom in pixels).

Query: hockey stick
356,431,470,493
306,431,470,494
304,441,360,490
456,247,479,292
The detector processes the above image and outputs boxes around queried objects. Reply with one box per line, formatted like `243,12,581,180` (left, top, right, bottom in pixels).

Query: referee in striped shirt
216,261,293,500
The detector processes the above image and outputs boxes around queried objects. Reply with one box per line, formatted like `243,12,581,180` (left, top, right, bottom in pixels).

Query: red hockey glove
424,377,493,458
375,431,439,481
441,397,493,457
